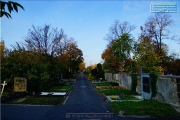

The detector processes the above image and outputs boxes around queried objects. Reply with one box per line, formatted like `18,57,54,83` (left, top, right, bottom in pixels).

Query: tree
0,0,24,18
0,40,5,57
25,24,65,58
112,33,134,63
106,20,136,42
102,45,119,72
141,13,173,58
58,38,83,74
133,14,173,96
1,24,84,93
102,20,135,72
79,61,86,72
163,52,180,75
133,36,163,74
96,63,104,80
102,34,134,72
133,36,163,97
91,67,97,78
66,39,84,72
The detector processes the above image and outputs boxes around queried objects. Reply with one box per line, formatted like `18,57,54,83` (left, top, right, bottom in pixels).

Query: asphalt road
1,73,177,120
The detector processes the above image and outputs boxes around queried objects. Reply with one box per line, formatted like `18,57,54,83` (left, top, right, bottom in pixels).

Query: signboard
150,2,178,13
14,77,27,92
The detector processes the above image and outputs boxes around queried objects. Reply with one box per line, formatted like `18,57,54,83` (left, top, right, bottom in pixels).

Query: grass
110,100,180,117
93,82,119,86
99,89,132,95
2,84,72,106
97,86,133,95
48,85,72,92
3,96,64,106
92,81,180,117
93,82,132,95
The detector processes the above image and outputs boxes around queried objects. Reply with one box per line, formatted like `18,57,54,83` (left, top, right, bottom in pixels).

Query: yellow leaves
57,39,83,70
90,64,97,70
152,66,164,75
134,37,163,74
102,46,113,60
79,61,86,71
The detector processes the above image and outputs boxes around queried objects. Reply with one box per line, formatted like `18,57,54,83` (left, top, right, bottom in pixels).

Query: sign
150,2,178,13
14,77,27,92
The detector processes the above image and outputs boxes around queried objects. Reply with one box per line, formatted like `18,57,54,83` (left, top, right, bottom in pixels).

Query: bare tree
141,13,173,55
25,25,65,57
106,20,136,41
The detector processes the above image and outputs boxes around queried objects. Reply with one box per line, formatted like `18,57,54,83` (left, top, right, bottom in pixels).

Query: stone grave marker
14,77,27,92
1,81,7,97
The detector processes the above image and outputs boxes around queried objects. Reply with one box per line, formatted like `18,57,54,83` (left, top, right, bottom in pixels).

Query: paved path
1,73,176,120
64,73,113,113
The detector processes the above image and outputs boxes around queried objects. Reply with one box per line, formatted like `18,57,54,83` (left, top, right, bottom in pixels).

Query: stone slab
40,92,66,96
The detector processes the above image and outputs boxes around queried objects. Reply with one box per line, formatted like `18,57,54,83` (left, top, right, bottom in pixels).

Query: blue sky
1,0,180,67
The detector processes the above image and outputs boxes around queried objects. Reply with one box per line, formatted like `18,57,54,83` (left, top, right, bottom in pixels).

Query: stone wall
104,73,113,81
155,76,180,106
119,73,132,90
105,72,134,90
105,72,180,107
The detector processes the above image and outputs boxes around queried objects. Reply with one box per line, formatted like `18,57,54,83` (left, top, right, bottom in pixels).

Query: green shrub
150,72,158,97
131,73,137,93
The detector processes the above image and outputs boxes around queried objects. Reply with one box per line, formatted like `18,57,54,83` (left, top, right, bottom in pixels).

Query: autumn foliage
1,25,84,93
101,13,179,76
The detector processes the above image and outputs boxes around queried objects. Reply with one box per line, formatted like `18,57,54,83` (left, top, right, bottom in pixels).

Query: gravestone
14,77,27,92
1,81,7,97
141,68,152,99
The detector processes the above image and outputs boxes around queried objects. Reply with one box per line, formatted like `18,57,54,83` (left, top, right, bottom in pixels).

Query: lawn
93,82,132,95
48,85,72,92
2,84,72,106
110,100,180,117
95,85,133,95
92,81,180,117
99,89,132,95
93,82,119,86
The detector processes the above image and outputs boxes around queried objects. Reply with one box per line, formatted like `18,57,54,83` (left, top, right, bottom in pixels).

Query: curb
62,81,75,105
63,80,77,105
62,91,71,105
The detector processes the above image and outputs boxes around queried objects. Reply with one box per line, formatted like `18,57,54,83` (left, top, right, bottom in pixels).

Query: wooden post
1,81,7,97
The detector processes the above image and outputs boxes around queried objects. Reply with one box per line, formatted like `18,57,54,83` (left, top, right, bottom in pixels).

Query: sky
1,0,180,67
